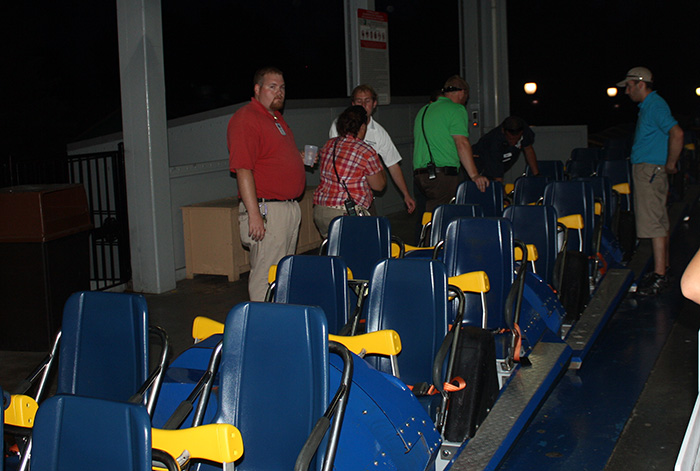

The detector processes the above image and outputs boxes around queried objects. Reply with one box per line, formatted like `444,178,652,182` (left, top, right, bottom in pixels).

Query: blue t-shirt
630,91,678,165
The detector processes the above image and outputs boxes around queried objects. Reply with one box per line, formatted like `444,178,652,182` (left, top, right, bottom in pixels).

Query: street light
524,82,537,95
607,87,618,97
696,87,700,96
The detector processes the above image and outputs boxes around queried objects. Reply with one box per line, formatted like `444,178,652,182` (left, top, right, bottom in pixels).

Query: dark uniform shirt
472,125,535,179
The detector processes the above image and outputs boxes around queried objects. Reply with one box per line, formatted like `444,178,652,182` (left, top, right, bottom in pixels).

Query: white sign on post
357,9,390,105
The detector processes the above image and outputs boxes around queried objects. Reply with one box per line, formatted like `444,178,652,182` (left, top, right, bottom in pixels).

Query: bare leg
652,235,668,276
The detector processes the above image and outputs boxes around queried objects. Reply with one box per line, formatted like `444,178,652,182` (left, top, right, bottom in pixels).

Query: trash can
0,184,93,351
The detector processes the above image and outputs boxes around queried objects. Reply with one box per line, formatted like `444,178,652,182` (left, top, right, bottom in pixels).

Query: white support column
344,0,375,96
459,0,510,139
116,0,176,294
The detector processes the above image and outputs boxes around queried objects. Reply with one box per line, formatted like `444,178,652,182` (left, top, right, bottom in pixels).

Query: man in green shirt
413,75,488,212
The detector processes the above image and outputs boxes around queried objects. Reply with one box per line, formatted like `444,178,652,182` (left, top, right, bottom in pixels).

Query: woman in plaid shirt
313,105,386,237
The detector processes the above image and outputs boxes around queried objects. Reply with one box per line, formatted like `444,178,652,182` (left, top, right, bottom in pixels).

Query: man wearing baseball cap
413,75,489,213
617,66,684,296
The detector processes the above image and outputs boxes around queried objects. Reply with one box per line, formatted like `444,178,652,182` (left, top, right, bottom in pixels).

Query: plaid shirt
313,135,383,209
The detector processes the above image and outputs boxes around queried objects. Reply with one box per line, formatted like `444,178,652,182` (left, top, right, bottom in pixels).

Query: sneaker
639,271,657,285
637,273,669,296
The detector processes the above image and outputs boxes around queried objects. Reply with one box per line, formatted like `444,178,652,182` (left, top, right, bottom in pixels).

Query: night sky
2,0,699,158
507,0,700,131
3,2,121,155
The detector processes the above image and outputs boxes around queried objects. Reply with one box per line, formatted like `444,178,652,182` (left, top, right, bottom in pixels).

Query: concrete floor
607,208,700,470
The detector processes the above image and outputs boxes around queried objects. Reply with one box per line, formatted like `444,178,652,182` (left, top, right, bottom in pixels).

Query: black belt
257,198,296,203
239,198,297,203
414,166,459,176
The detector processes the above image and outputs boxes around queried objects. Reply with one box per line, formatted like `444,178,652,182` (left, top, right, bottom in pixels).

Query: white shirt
329,117,402,168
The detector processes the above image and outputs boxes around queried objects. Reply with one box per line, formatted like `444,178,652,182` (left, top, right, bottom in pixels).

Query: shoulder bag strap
331,138,354,201
421,104,436,166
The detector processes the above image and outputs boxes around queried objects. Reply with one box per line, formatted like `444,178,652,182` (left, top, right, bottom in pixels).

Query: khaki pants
313,205,346,239
239,201,301,301
632,163,669,238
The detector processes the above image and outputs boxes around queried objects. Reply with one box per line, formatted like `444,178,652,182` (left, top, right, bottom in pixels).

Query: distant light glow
696,87,700,96
524,82,537,95
607,87,618,97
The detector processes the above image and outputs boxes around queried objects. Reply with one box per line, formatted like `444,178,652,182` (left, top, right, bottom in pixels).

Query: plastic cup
304,145,318,166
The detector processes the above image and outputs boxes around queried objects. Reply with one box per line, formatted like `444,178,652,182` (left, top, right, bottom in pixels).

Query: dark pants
413,172,461,213
368,200,379,216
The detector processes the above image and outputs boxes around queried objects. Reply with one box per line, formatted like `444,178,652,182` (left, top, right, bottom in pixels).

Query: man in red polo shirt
227,67,306,301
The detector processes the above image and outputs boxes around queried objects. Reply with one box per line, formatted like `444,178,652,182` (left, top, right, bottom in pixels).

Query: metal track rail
449,341,572,471
566,268,633,368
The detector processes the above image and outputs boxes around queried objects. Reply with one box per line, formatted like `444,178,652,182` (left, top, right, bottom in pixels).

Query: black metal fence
1,154,69,188
1,145,132,290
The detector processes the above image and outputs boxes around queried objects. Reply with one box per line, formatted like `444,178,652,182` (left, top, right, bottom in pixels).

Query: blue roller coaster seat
503,204,559,287
442,217,514,332
32,395,153,471
569,147,601,163
512,175,551,206
213,302,330,471
271,254,352,334
363,258,450,386
544,181,596,256
565,159,597,180
597,159,633,211
428,204,483,247
455,180,504,217
154,301,441,470
408,204,483,257
57,291,150,403
574,176,614,229
526,160,564,180
325,216,392,281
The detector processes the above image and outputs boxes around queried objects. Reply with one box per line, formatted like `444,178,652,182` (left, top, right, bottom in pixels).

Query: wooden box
182,187,321,282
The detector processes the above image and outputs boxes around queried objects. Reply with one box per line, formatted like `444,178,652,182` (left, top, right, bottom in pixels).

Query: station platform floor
2,189,699,470
501,195,700,470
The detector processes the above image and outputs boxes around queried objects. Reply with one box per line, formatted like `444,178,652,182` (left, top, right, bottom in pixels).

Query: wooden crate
182,187,321,281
